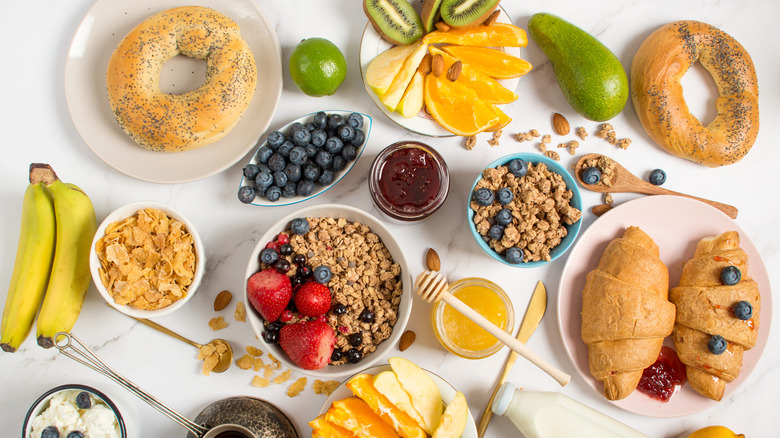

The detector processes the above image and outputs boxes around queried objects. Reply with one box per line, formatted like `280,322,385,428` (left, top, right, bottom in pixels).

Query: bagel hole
159,55,207,94
681,62,719,126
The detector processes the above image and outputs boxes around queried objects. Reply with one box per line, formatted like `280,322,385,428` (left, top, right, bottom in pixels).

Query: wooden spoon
415,271,570,387
574,153,738,218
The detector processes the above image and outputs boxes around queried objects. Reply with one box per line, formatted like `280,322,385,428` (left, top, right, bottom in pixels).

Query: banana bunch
0,164,96,352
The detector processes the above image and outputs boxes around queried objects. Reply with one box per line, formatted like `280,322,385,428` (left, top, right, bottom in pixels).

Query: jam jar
368,141,449,222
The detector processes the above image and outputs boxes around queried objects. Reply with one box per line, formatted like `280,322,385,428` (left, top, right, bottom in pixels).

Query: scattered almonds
446,61,462,81
425,248,441,271
483,9,500,26
213,290,232,311
399,330,416,351
418,54,432,75
435,21,451,32
431,54,444,77
552,113,570,135
208,316,227,330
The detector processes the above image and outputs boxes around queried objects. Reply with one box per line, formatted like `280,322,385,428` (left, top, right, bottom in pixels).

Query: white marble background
1,0,778,437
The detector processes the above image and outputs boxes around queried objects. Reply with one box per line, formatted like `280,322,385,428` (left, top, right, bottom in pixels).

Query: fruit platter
0,0,777,437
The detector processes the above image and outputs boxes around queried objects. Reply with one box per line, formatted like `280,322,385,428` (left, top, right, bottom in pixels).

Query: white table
1,0,778,437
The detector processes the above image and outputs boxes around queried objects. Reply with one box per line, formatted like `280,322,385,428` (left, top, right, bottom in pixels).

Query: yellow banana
0,165,57,352
35,171,97,348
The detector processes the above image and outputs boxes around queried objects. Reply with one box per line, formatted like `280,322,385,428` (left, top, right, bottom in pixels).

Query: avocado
528,13,628,121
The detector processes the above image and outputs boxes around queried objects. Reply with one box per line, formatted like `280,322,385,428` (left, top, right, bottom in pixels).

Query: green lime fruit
289,38,347,97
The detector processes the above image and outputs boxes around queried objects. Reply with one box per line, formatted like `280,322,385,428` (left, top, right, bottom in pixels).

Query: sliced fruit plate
238,111,372,207
359,5,526,137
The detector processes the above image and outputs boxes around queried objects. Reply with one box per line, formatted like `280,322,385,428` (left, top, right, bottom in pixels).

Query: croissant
669,231,760,401
581,226,676,400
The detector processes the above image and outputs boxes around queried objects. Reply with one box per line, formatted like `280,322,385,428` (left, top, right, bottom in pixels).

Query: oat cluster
582,155,618,187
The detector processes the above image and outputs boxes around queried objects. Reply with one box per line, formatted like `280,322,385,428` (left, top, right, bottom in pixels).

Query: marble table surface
1,0,778,437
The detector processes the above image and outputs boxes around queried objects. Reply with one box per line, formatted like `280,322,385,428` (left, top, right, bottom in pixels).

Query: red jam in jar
637,346,687,402
369,142,449,222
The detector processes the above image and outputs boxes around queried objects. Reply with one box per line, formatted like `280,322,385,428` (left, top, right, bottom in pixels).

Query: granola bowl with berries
468,153,583,268
243,204,412,378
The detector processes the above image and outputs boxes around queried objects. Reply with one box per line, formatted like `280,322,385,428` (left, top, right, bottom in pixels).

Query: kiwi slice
439,0,500,29
421,0,444,33
363,0,424,46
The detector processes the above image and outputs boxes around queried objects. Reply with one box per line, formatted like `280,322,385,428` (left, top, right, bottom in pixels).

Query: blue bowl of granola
467,153,582,268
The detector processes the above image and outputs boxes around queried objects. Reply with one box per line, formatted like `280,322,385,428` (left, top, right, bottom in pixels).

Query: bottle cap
492,381,517,416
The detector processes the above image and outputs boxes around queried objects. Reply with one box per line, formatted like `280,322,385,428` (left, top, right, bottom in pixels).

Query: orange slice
441,45,532,79
428,47,517,104
326,397,401,438
310,414,358,438
485,106,512,132
347,374,426,438
424,73,499,136
423,23,528,47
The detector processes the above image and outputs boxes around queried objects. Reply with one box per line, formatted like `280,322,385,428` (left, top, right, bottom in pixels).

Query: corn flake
246,346,263,357
208,317,227,331
234,302,246,322
287,377,307,397
252,376,271,388
313,380,340,396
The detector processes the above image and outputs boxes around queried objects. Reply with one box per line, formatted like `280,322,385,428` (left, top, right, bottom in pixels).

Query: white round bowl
90,201,205,318
243,204,412,378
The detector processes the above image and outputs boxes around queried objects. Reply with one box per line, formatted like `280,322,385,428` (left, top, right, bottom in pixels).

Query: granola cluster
582,155,618,187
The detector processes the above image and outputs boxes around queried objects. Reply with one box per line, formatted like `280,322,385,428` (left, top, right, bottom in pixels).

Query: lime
289,38,347,97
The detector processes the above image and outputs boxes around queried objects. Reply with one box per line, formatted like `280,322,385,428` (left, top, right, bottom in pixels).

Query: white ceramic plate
238,111,372,207
65,0,282,183
319,364,478,438
359,6,522,137
558,195,772,417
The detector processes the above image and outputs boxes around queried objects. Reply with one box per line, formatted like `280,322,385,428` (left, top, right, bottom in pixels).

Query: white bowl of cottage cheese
23,384,125,438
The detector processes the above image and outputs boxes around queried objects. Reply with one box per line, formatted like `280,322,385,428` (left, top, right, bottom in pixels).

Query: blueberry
273,170,288,188
275,259,291,274
649,168,666,185
337,124,355,141
496,187,514,205
330,349,343,362
268,321,283,332
290,122,305,134
277,140,294,157
237,186,256,204
505,247,524,264
347,348,363,363
350,129,366,147
41,427,59,438
255,172,274,191
305,122,316,131
292,127,311,146
732,300,753,320
325,137,344,155
256,163,271,175
708,335,727,355
255,145,274,163
305,143,319,158
267,130,284,149
67,432,85,438
488,224,504,240
349,332,363,346
581,166,602,185
303,163,322,181
75,391,92,409
282,182,297,198
290,276,303,289
290,218,310,235
473,188,495,206
313,111,327,129
267,153,286,172
327,114,345,130
318,169,335,186
347,113,364,130
243,164,260,180
315,150,333,169
279,243,293,256
506,159,528,177
495,209,513,226
359,309,374,323
297,180,315,197
288,146,308,166
341,145,358,162
311,129,327,147
331,155,347,172
333,303,347,315
260,248,279,265
265,186,282,202
284,163,302,183
720,266,741,285
263,330,279,343
313,266,332,284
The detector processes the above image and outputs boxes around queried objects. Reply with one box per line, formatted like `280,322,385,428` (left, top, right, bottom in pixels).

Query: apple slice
388,357,443,433
373,370,432,434
379,42,428,112
366,44,422,97
396,70,425,118
432,391,468,438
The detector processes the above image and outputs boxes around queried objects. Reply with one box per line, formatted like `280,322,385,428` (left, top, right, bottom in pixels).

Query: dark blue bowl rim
22,383,127,438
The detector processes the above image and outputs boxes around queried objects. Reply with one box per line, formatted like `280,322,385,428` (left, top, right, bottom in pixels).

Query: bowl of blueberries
238,110,372,206
467,153,582,268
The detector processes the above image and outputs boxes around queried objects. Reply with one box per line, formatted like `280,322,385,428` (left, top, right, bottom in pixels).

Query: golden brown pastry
631,21,759,167
670,231,760,401
581,226,676,400
107,6,257,152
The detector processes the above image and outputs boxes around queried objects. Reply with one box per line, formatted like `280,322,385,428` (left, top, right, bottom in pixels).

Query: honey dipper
415,270,570,386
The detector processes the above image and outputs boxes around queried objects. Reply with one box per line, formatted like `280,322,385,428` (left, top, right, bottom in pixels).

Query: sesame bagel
630,21,758,167
107,6,257,152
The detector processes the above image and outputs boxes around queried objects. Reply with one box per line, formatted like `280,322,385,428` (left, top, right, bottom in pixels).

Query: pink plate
557,195,771,417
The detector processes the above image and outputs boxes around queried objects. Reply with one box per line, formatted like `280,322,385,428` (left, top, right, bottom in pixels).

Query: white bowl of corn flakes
90,201,205,318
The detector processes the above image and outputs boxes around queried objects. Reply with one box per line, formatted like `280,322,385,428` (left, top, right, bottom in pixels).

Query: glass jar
368,141,449,223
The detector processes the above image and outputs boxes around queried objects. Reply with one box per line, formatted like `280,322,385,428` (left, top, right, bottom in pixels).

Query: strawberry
247,269,291,322
294,282,331,317
279,320,335,370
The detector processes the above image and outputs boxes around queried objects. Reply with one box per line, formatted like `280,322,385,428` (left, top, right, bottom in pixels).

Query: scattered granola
287,377,308,397
617,138,632,149
582,156,617,187
539,143,548,153
465,135,477,150
529,129,540,137
575,127,588,140
513,131,534,142
541,134,551,144
567,140,579,155
596,123,614,139
234,301,246,322
544,150,560,161
208,316,227,330
596,123,631,148
603,193,614,206
487,130,502,147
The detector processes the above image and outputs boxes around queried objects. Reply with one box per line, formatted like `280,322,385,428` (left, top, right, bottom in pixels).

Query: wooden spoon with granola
574,153,738,219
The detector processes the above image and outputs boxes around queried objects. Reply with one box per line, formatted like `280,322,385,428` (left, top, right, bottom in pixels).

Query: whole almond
399,330,416,351
418,54,432,75
446,61,462,82
483,9,500,26
431,54,445,77
435,21,451,32
591,204,612,216
552,113,570,135
425,248,441,271
213,290,233,311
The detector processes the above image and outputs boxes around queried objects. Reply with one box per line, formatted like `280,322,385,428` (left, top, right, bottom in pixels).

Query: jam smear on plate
637,346,687,402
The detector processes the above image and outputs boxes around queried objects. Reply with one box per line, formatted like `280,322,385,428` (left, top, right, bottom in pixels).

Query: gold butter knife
476,280,547,437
